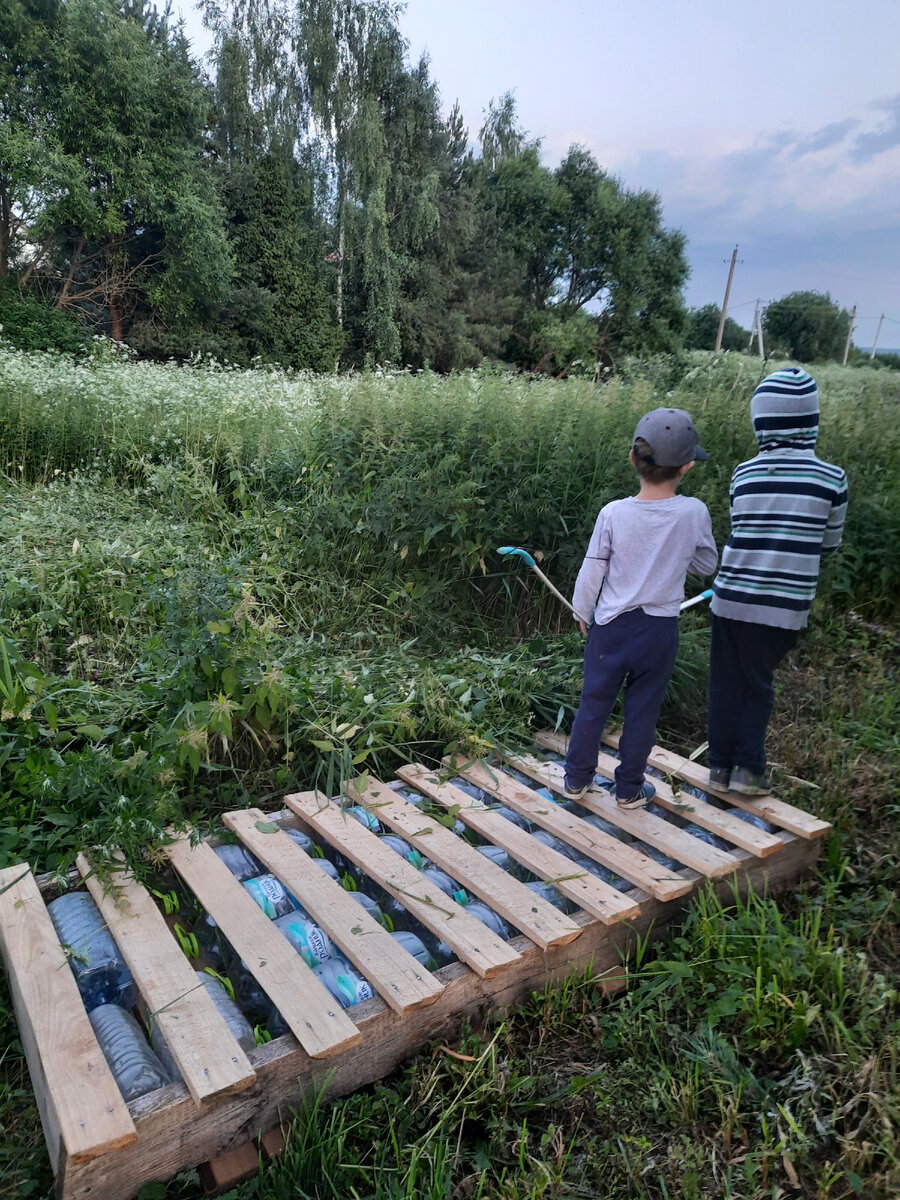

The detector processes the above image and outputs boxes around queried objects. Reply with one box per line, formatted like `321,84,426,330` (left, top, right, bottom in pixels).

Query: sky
176,0,900,348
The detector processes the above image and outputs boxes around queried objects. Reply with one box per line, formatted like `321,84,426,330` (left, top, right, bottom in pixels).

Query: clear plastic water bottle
283,827,316,854
491,805,532,831
348,891,385,924
391,930,437,971
465,901,510,940
213,843,263,883
312,955,375,1008
526,880,573,912
476,844,511,873
379,834,426,869
313,858,341,882
345,805,382,833
274,911,333,967
151,971,255,1079
420,866,468,906
243,874,299,919
89,1004,171,1101
48,892,137,1013
447,777,488,803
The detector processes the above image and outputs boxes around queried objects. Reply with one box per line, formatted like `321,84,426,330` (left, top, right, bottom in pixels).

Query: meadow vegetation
0,349,897,1198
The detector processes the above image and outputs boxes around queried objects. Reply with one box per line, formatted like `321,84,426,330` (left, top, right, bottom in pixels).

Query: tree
762,291,851,362
686,303,748,352
31,0,232,340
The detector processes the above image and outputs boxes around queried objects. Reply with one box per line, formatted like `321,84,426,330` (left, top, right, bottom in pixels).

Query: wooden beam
535,732,784,858
223,808,444,1016
283,791,521,979
506,753,742,879
0,866,136,1169
445,758,695,903
396,765,640,924
603,733,832,840
76,855,256,1105
164,837,360,1059
345,777,582,951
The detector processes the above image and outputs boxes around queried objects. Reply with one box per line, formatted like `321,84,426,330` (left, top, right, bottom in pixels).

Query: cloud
794,118,860,156
850,94,900,161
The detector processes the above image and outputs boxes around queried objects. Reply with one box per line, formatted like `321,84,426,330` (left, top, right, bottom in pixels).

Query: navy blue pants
565,608,678,800
707,615,800,777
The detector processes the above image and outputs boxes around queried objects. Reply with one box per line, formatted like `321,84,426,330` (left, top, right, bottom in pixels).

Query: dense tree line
1,0,697,371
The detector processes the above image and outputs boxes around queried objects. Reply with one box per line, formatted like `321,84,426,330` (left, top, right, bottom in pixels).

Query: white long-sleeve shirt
572,495,718,626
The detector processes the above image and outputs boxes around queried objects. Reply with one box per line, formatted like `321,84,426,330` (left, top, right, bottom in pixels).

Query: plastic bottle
420,866,468,906
525,880,572,912
345,805,382,833
213,843,263,883
151,972,256,1079
89,1004,171,1101
476,844,511,873
283,827,316,854
313,955,375,1008
464,901,510,940
348,891,385,924
243,874,299,920
48,892,137,1012
448,777,489,803
194,912,228,970
274,911,334,967
490,805,532,831
379,834,420,866
313,858,341,882
391,930,437,971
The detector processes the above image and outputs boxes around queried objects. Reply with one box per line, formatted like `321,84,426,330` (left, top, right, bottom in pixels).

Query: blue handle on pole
497,545,537,569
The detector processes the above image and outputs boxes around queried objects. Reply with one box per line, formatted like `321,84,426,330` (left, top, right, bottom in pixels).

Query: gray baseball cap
633,408,709,467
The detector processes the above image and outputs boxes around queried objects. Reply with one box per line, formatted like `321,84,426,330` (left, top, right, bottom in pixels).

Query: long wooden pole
714,246,738,354
842,304,856,366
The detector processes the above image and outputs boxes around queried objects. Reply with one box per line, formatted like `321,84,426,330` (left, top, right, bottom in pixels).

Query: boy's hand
578,620,589,637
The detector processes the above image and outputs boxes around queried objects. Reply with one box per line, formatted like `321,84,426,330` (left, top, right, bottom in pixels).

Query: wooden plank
445,757,695,903
396,765,641,924
345,777,582,951
283,791,521,980
58,832,822,1200
603,733,832,840
223,808,444,1015
507,754,742,880
164,836,359,1060
0,866,136,1168
75,855,256,1105
535,731,785,858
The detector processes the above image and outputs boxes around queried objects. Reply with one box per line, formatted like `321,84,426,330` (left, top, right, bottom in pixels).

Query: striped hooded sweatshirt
711,368,848,630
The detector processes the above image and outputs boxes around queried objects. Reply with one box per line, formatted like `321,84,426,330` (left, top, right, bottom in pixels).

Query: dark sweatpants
707,615,800,777
565,608,678,800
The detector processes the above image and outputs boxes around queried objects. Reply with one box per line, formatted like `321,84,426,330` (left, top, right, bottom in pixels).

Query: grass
0,351,897,1198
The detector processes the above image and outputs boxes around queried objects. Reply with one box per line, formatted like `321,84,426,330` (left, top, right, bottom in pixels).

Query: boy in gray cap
564,409,718,808
707,368,847,795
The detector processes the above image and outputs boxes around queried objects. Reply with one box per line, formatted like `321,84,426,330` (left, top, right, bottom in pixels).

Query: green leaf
76,724,104,740
255,820,280,834
206,621,232,635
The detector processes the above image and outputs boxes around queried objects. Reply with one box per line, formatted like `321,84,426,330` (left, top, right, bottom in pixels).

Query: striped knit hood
751,368,819,451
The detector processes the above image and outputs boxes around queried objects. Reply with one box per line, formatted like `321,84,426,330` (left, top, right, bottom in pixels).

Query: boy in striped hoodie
707,368,848,795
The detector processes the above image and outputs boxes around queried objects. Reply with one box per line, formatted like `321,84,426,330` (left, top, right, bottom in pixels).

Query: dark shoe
616,781,656,810
563,775,590,800
728,767,772,796
708,767,731,790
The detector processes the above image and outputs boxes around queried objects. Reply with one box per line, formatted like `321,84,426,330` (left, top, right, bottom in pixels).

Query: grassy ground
0,352,897,1198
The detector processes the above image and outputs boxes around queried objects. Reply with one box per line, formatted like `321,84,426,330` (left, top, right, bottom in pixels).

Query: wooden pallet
0,736,830,1200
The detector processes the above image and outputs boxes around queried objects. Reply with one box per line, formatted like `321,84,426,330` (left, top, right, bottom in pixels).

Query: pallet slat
223,808,444,1015
284,791,521,979
0,865,136,1167
396,765,641,924
603,734,832,840
346,777,582,951
507,754,742,879
75,854,256,1104
535,732,785,858
165,836,360,1059
446,757,695,902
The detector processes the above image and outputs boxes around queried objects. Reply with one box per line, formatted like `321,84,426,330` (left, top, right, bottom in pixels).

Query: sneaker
616,781,656,810
562,775,590,800
728,767,772,796
708,766,731,790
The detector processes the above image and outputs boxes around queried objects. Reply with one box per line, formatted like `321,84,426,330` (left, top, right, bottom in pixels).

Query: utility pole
747,299,765,358
870,313,885,359
714,245,739,354
842,304,856,367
